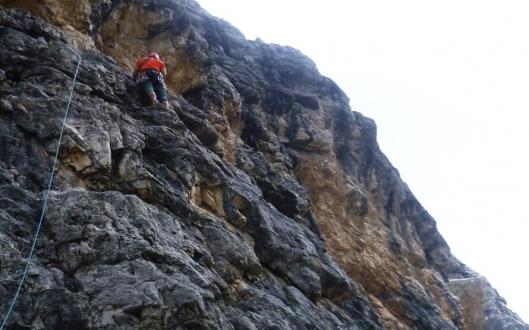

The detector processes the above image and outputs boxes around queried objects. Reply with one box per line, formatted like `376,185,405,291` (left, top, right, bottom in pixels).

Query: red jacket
136,57,166,73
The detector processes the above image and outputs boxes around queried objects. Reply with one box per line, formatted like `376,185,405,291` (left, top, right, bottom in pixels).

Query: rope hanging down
0,51,83,330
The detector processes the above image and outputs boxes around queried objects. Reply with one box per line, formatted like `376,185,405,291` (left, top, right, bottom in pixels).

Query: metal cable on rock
0,51,83,330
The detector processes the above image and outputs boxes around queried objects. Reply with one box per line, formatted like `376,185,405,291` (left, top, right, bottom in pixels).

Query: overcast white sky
196,0,529,322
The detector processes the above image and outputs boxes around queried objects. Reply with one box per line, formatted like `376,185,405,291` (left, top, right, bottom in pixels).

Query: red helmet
149,52,160,60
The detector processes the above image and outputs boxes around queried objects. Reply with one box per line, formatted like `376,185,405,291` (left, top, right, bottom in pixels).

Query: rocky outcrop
449,277,527,330
0,1,527,329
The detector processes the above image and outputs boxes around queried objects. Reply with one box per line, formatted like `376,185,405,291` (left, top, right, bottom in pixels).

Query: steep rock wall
0,9,379,329
0,1,527,329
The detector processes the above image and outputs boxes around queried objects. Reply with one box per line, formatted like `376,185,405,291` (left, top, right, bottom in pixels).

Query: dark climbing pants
141,70,167,101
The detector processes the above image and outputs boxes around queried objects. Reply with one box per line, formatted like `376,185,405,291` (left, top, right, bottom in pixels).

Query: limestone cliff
0,1,526,329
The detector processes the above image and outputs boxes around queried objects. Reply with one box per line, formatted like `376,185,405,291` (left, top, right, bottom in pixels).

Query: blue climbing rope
0,51,83,330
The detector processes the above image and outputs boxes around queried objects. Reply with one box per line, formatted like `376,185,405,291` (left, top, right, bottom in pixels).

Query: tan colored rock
449,277,486,329
217,90,243,164
95,2,208,95
293,125,462,328
191,179,227,218
447,276,527,330
1,0,92,31
0,0,97,50
62,149,92,172
2,0,208,93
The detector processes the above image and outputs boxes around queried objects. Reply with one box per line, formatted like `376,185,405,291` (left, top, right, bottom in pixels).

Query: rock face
448,277,527,330
0,2,526,329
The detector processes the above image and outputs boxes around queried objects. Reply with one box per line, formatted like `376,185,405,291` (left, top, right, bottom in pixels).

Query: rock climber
132,51,169,108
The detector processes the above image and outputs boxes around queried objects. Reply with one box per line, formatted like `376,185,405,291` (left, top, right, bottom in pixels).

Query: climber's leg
147,91,158,105
153,81,169,108
142,80,157,105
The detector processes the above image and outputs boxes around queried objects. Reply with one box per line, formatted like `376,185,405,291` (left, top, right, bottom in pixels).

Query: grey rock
0,98,13,114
